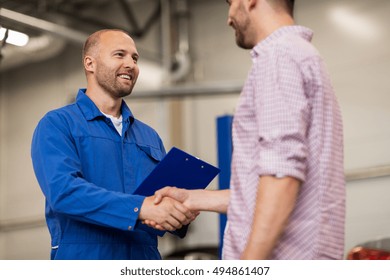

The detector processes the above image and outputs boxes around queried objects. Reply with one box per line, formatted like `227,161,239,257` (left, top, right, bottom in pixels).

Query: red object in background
347,238,390,260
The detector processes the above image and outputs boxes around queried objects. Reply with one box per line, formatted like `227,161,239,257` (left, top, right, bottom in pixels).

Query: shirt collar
250,25,314,61
76,88,135,124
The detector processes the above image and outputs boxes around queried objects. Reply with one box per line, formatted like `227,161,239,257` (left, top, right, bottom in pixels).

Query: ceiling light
0,27,29,47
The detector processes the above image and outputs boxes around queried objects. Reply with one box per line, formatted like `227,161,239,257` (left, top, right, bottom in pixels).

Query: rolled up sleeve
254,50,310,182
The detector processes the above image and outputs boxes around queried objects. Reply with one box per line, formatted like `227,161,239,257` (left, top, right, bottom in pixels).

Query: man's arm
142,188,230,231
154,187,230,213
31,113,194,232
241,175,300,260
139,195,196,231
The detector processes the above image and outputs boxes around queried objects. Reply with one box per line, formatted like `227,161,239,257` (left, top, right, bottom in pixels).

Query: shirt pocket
130,143,165,191
136,143,164,163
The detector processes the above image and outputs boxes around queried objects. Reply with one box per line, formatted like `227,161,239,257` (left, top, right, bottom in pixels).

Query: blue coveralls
31,89,174,259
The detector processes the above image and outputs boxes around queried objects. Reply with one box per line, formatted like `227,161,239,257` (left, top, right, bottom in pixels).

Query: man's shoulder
39,103,79,126
275,33,320,62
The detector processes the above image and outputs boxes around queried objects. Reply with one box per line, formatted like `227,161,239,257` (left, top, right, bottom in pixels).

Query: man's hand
143,187,198,231
138,195,196,232
143,187,230,230
154,187,229,213
154,186,191,207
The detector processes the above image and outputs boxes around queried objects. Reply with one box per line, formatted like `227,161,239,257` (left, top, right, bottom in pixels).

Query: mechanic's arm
31,113,193,232
241,175,300,260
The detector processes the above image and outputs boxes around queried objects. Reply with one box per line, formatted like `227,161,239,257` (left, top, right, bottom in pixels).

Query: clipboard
134,147,220,196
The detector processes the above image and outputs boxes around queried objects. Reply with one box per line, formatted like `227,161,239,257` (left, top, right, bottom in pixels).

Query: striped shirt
222,26,345,260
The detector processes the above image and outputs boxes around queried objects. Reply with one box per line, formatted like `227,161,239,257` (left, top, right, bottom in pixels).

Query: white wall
296,0,390,254
0,0,389,259
296,0,390,170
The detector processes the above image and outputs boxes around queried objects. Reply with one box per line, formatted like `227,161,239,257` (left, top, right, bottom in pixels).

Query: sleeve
253,50,310,182
31,112,144,232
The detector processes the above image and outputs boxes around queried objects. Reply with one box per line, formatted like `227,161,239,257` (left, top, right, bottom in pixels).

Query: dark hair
287,0,295,16
268,0,295,16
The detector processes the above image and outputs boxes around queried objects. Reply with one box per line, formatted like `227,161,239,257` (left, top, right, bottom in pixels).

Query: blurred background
0,0,389,259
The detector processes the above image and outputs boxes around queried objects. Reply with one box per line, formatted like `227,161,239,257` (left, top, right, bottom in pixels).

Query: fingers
143,220,167,231
154,224,165,231
149,198,194,230
143,211,198,232
154,186,190,206
142,219,157,227
163,198,189,228
140,194,198,232
154,186,176,204
143,218,178,231
153,193,163,204
172,199,195,224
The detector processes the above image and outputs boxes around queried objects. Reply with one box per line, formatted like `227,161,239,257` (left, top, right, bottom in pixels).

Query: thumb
153,186,175,204
153,192,163,204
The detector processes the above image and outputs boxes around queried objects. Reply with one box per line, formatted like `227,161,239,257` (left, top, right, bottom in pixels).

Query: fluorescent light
330,7,380,41
0,27,29,46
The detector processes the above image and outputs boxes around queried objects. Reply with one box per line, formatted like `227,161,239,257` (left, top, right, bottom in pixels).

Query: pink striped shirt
222,26,345,260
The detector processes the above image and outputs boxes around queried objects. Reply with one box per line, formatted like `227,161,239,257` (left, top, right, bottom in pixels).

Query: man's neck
258,16,295,42
85,86,122,118
253,2,295,43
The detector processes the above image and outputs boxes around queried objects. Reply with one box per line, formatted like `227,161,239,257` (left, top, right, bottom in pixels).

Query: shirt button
128,226,132,231
134,207,139,213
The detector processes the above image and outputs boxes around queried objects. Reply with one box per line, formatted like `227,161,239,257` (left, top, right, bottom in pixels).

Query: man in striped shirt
150,0,345,260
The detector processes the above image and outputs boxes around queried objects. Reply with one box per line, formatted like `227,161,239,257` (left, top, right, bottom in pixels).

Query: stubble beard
96,68,134,99
232,4,253,50
234,19,253,50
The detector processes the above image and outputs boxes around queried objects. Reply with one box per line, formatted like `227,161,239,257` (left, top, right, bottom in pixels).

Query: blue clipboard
134,147,220,196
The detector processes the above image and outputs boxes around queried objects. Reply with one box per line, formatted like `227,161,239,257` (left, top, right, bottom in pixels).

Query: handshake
138,187,229,232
